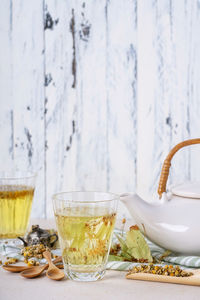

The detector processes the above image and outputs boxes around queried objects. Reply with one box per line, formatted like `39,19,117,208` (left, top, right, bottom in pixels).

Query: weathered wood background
0,0,200,218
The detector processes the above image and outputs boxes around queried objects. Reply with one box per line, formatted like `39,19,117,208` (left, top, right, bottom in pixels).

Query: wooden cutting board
126,269,200,286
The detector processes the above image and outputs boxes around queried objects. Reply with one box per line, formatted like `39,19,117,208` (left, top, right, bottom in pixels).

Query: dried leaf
116,234,128,253
109,226,153,263
126,226,153,262
108,255,126,262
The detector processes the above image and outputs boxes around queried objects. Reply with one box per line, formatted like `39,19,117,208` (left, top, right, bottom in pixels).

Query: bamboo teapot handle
158,139,200,198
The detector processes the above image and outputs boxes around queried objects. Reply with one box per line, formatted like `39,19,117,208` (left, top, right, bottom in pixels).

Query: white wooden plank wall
137,0,200,202
0,0,45,217
0,0,200,219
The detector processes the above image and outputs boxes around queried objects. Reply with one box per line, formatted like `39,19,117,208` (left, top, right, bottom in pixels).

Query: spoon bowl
43,251,65,281
21,265,47,278
3,265,31,273
46,268,65,280
20,256,62,279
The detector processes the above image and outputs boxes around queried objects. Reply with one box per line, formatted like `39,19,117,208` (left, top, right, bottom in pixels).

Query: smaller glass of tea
0,171,36,249
53,191,119,281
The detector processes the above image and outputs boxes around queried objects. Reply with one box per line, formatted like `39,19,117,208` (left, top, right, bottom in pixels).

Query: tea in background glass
53,191,119,281
0,172,36,241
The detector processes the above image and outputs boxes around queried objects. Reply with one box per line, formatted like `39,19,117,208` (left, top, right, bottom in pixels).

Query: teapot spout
120,193,157,235
120,193,147,219
120,193,165,213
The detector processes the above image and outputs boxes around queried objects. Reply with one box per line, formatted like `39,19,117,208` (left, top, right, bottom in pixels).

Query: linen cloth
1,229,199,271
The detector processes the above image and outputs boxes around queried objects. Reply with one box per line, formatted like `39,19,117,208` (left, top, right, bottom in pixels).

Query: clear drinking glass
53,191,119,281
0,172,36,248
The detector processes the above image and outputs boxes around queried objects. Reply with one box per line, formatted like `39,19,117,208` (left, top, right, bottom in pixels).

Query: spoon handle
43,250,54,267
52,256,62,265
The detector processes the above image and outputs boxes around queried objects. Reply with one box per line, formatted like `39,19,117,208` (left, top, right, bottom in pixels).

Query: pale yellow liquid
55,207,116,272
0,185,34,238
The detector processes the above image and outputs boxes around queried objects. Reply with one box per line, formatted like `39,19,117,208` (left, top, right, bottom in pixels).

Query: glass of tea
0,172,36,246
53,191,119,281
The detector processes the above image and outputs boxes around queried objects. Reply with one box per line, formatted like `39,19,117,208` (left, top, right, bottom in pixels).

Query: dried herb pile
128,264,193,277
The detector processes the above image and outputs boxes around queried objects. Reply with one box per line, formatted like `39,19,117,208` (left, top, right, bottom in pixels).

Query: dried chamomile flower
21,243,52,263
4,258,18,265
127,264,193,277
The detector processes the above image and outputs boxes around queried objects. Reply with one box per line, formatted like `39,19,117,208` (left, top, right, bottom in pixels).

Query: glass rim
0,172,37,180
52,191,119,204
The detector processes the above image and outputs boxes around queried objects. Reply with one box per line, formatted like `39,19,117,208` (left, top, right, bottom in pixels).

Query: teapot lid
171,182,200,199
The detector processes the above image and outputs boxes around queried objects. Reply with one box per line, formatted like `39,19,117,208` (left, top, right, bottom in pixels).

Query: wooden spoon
3,257,62,274
43,250,65,281
21,264,48,278
20,256,62,278
3,265,31,273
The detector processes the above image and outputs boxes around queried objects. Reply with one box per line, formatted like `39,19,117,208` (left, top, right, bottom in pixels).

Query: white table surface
0,219,200,300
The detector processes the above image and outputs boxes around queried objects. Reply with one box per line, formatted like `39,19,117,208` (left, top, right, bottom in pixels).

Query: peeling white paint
0,0,200,219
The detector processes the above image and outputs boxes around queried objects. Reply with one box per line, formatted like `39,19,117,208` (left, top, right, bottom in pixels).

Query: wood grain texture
1,0,200,218
44,0,76,217
12,1,45,218
106,0,137,217
182,1,200,182
74,0,108,195
137,0,200,202
137,0,158,201
106,0,137,191
0,0,45,217
0,0,14,170
45,0,137,218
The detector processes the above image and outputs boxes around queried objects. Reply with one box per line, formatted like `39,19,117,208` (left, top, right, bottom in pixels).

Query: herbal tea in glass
53,192,118,281
0,173,36,244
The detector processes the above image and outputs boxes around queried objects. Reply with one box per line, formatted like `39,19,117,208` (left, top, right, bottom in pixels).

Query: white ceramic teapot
120,139,200,255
